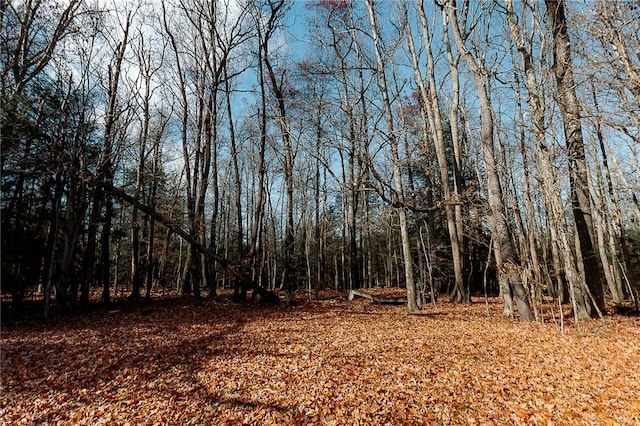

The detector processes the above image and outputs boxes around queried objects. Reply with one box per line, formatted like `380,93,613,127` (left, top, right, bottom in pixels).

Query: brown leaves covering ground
2,291,640,425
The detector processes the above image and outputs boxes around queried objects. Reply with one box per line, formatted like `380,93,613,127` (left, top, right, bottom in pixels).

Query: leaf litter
1,292,639,425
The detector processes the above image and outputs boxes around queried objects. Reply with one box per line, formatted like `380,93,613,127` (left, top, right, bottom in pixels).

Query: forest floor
2,290,639,425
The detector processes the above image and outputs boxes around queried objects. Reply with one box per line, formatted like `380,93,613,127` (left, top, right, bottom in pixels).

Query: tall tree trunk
505,0,584,315
264,53,296,297
145,118,166,301
366,0,419,311
589,81,627,303
225,68,244,271
442,9,468,303
512,70,543,312
99,11,132,305
328,17,363,290
259,0,295,299
545,0,605,317
242,9,270,302
129,63,152,301
445,0,534,321
404,0,467,303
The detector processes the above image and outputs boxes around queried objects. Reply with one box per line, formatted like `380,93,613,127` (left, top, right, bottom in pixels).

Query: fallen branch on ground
348,289,408,305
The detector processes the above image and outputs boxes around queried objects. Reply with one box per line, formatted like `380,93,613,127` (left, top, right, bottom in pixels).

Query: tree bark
262,2,296,296
404,0,467,303
366,0,419,311
545,0,605,317
444,0,534,321
98,10,133,306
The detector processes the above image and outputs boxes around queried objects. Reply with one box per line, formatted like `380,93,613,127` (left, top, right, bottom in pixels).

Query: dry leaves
2,293,639,425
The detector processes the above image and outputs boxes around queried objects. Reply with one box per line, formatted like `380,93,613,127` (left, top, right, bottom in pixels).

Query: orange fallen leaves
1,293,639,425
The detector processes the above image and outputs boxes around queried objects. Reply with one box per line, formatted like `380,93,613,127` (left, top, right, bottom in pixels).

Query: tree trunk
508,73,543,315
403,0,467,303
225,66,244,290
589,81,627,304
129,63,151,301
505,0,585,318
98,11,132,306
145,122,165,301
445,0,534,321
366,0,419,311
264,49,296,297
545,0,605,317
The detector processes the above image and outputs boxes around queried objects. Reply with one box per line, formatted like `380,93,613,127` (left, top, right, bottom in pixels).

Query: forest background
1,0,640,322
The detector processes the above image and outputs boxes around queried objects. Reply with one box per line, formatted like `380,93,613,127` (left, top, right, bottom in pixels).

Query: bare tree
504,0,583,316
258,0,298,299
308,0,367,291
545,0,605,318
573,1,640,307
1,0,83,168
366,0,418,311
402,0,467,303
1,0,87,311
443,0,534,321
76,4,135,307
162,0,252,302
127,15,167,300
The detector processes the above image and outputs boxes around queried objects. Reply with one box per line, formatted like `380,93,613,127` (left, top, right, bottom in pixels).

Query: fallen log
348,289,408,305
